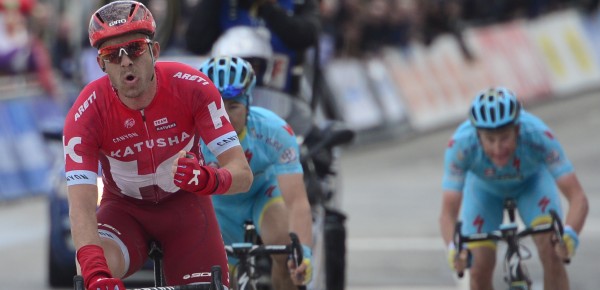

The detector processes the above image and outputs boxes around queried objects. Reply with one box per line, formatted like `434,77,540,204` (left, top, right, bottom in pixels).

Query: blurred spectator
0,0,58,97
185,0,321,96
329,0,362,57
415,0,474,61
360,0,416,56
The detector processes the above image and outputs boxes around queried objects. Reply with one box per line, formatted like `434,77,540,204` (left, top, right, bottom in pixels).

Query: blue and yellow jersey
201,106,303,194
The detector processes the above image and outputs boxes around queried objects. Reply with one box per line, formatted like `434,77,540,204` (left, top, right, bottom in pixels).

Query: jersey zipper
141,109,159,203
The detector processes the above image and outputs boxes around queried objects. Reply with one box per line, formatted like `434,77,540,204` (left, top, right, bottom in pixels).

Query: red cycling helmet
89,1,156,48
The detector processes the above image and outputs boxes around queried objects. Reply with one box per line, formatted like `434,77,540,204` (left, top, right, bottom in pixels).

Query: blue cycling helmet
199,56,256,107
469,87,521,129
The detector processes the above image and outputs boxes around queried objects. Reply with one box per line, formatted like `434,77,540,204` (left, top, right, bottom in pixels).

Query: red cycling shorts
96,191,229,286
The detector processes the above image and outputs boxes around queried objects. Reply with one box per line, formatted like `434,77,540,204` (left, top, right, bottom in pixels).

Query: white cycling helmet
211,26,274,86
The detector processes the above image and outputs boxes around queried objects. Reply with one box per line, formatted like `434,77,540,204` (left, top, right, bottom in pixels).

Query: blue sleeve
263,113,303,175
537,130,574,179
442,137,468,192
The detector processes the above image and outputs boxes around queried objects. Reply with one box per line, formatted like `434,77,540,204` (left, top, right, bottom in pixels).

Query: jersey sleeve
264,114,303,175
191,71,241,157
537,129,574,179
63,86,102,186
442,137,468,192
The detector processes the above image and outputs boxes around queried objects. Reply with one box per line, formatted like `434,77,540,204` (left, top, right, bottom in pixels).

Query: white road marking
348,237,444,251
347,287,458,290
0,226,43,248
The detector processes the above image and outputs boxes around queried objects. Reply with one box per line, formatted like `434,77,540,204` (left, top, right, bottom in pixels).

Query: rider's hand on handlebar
172,151,223,196
554,225,579,259
77,245,125,290
288,245,313,285
447,242,472,273
88,277,125,290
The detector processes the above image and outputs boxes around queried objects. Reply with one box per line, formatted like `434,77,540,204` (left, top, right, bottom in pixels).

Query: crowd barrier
0,95,64,201
2,8,599,201
325,8,600,135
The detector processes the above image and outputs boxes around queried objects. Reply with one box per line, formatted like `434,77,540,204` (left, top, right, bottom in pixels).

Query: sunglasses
98,38,151,64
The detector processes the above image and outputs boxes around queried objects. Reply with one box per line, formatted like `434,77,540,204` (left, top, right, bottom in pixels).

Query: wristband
563,225,579,256
213,167,232,194
194,167,232,195
76,245,112,290
302,245,312,259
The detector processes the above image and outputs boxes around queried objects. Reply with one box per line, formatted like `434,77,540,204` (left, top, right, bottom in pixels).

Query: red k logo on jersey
208,98,230,129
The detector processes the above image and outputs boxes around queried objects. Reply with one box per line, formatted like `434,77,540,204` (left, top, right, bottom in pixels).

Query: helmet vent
240,68,248,82
479,106,486,122
128,4,135,17
489,107,495,122
95,12,105,23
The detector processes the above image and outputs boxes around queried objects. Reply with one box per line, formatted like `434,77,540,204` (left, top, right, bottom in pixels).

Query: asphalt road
341,92,600,290
1,92,599,290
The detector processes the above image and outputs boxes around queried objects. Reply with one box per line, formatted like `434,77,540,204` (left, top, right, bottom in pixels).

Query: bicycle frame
454,198,566,290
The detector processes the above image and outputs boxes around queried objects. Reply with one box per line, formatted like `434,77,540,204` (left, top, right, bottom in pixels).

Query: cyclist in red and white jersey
63,1,252,289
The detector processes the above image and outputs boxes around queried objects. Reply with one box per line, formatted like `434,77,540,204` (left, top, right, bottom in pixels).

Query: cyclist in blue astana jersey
439,87,589,290
199,56,313,290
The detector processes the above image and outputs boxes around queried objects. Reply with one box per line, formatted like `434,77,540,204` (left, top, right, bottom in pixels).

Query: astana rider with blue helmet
199,56,313,290
439,87,589,290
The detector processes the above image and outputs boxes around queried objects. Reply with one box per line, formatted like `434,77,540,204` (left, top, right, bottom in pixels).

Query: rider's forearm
565,192,589,233
68,185,102,250
440,212,457,246
220,161,253,195
557,173,589,233
279,174,313,246
440,190,462,245
216,147,253,195
289,197,313,247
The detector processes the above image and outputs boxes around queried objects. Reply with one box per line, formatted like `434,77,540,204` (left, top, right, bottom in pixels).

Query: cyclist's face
224,100,248,136
478,125,518,168
97,33,159,100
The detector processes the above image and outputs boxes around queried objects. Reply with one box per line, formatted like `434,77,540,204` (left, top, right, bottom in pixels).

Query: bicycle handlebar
454,209,568,278
73,265,224,290
225,232,306,290
225,232,303,259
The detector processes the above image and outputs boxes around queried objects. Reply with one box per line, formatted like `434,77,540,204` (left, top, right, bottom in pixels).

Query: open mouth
124,72,137,83
492,155,510,166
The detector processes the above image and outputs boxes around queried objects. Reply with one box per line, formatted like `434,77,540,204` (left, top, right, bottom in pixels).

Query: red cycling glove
76,244,125,290
174,152,233,195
